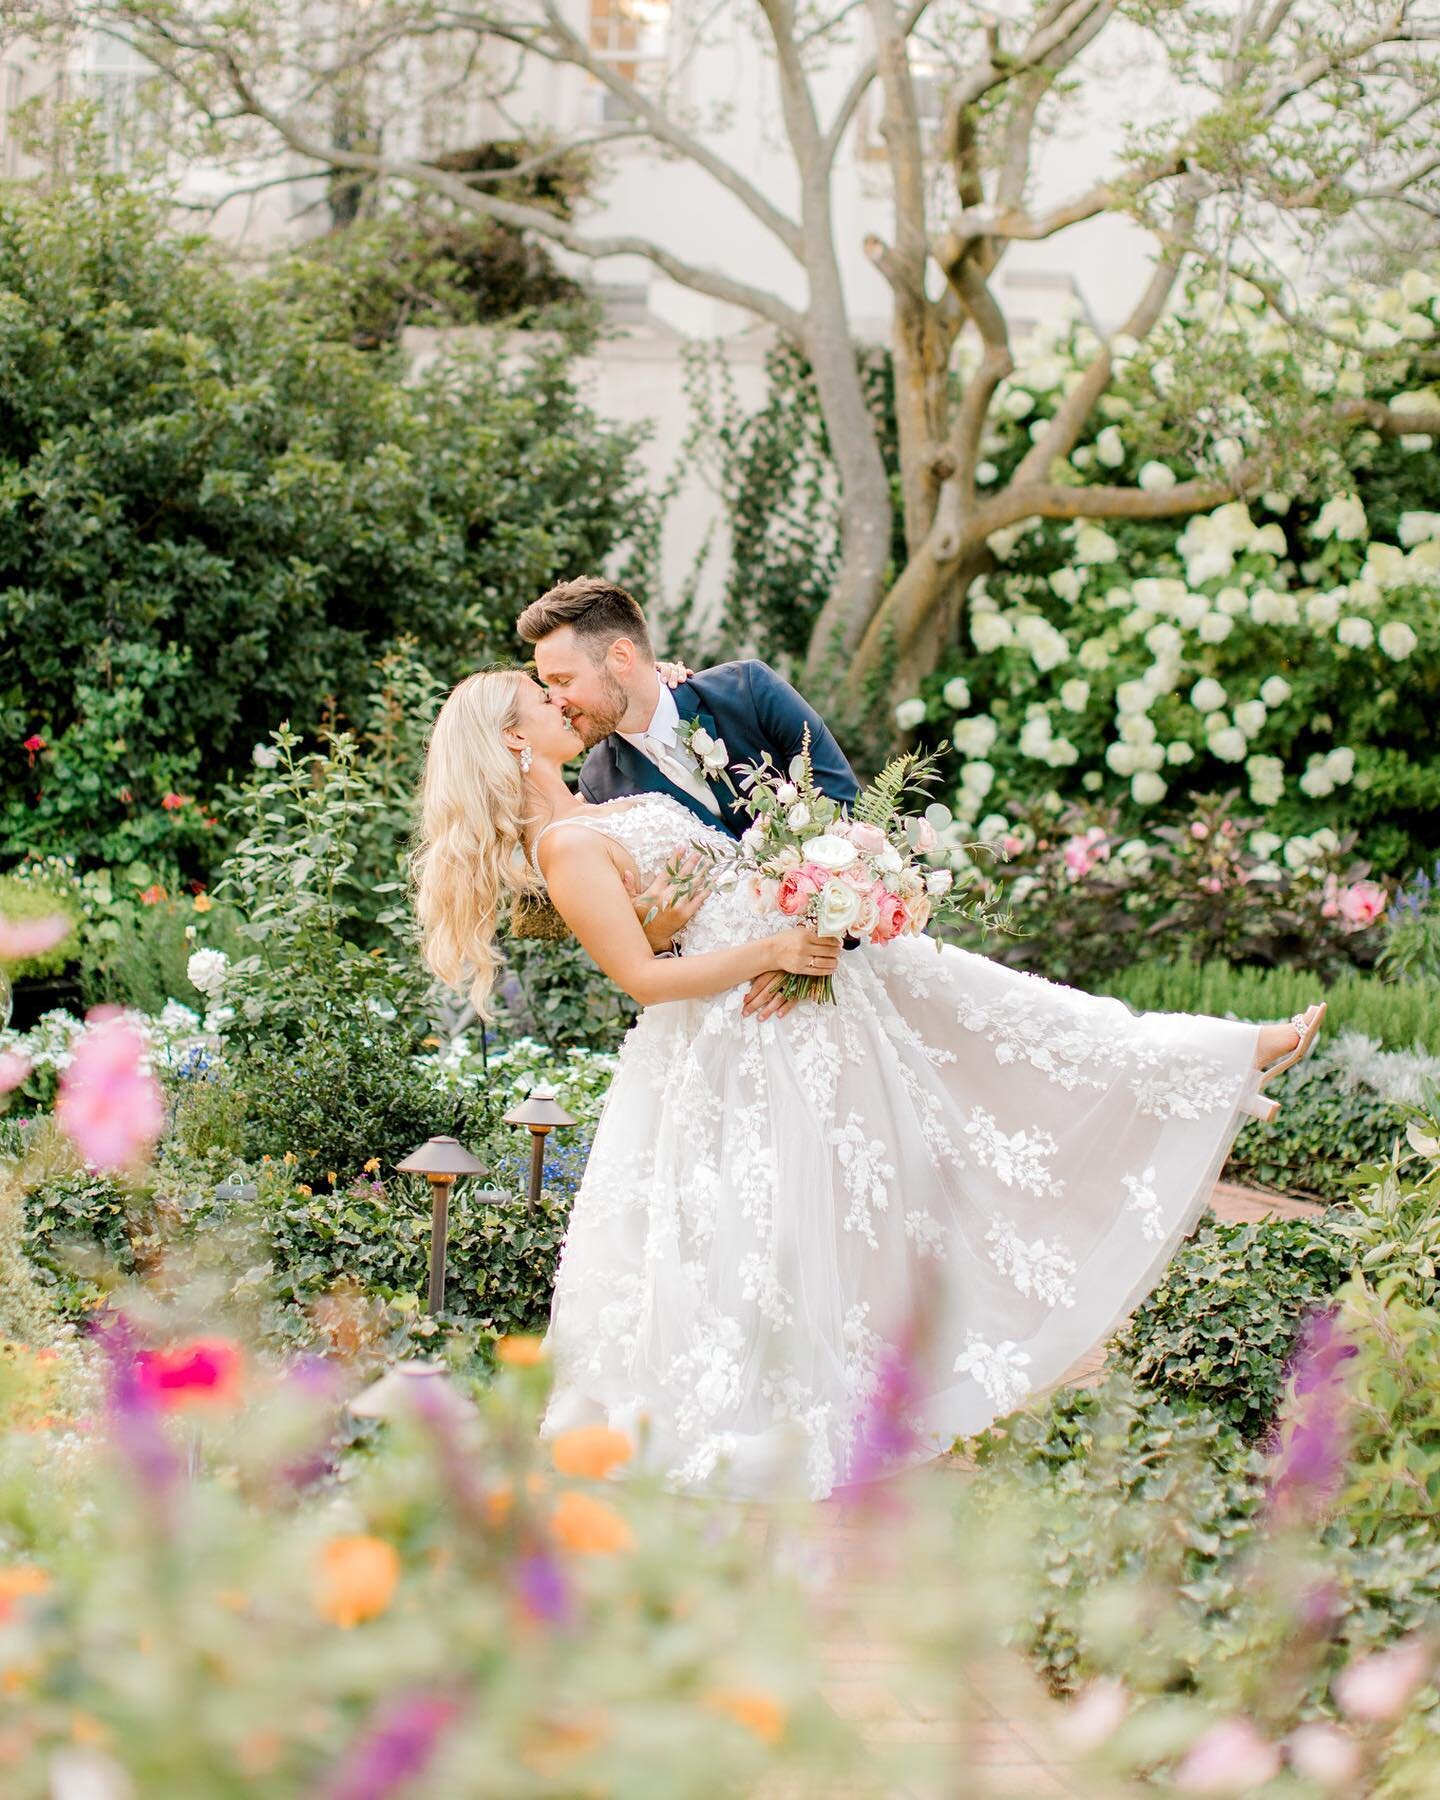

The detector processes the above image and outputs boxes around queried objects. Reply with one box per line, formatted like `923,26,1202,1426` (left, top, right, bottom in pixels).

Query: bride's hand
655,659,693,688
624,850,710,952
768,927,842,977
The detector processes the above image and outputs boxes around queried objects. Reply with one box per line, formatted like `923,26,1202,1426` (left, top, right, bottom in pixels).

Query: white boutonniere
678,719,738,795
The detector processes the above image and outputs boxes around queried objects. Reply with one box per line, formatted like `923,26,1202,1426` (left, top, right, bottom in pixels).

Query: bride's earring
518,744,533,775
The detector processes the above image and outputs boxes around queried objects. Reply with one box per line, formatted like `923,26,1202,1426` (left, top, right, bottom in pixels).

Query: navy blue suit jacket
576,660,858,839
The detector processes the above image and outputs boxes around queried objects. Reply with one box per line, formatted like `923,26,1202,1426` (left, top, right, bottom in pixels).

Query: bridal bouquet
697,730,1007,1004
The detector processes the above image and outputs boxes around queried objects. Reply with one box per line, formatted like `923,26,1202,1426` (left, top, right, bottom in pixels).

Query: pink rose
1062,827,1110,883
912,818,938,853
798,863,831,889
871,892,909,944
1337,879,1386,930
777,868,821,916
848,822,888,856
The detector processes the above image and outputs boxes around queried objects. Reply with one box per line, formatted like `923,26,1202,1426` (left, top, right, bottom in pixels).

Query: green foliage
1109,1215,1351,1437
491,936,636,1051
1380,858,1440,983
0,174,651,871
1228,1063,1413,1201
1096,959,1440,1056
20,1160,140,1315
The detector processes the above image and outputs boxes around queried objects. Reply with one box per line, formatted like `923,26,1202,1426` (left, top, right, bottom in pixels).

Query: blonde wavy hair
411,669,544,1018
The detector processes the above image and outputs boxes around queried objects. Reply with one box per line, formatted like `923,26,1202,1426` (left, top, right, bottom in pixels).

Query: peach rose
776,868,821,916
871,892,909,943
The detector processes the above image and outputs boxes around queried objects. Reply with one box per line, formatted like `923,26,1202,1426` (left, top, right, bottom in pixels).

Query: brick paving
794,1179,1325,1796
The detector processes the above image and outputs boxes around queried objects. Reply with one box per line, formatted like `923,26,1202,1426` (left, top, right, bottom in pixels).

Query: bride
413,668,1322,1501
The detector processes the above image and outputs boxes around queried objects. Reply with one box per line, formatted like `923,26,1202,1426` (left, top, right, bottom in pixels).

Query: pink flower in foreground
0,913,72,963
135,1338,244,1411
1173,1719,1282,1793
0,1050,30,1093
1337,880,1386,930
56,1008,164,1173
1333,1638,1433,1724
1286,1722,1361,1787
1058,1679,1129,1752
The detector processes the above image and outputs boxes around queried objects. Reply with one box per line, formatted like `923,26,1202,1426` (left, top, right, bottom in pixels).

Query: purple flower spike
324,1693,462,1800
516,1550,574,1627
840,1338,924,1499
1270,1309,1356,1523
92,1314,180,1504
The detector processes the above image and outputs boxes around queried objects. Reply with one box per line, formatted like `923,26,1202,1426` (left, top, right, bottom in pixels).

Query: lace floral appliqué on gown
537,794,1263,1500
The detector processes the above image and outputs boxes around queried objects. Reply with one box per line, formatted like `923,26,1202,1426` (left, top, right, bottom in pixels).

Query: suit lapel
610,729,728,835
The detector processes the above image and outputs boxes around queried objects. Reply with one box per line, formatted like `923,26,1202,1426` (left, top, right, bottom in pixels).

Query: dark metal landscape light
503,1083,576,1208
394,1134,488,1315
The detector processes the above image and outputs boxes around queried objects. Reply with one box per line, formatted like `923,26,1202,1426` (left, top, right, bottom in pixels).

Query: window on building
587,0,671,123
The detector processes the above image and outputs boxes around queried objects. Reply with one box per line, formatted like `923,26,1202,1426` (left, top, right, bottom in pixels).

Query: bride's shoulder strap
530,813,622,868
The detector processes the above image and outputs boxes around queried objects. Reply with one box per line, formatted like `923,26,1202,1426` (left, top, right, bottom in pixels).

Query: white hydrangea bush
907,268,1440,876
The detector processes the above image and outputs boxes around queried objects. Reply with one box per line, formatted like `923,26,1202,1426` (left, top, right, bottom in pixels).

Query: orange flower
549,1491,635,1556
297,1183,313,1197
551,1426,633,1481
160,792,191,811
703,1686,788,1745
362,1157,381,1174
495,1334,546,1368
192,895,213,913
312,1535,400,1628
0,1566,50,1623
138,884,166,906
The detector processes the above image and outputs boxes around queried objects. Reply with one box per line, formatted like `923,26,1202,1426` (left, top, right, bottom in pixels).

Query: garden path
768,1179,1326,1798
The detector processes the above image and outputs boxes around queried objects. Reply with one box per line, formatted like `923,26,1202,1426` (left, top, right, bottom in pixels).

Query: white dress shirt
618,676,721,815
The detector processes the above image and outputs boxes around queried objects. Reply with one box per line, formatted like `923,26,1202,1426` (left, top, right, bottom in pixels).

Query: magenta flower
840,1337,924,1497
0,912,72,963
515,1549,574,1627
94,1315,180,1503
1269,1309,1356,1523
324,1693,461,1800
0,1050,30,1093
56,1007,164,1173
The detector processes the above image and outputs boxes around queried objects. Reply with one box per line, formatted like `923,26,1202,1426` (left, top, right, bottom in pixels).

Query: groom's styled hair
517,576,653,662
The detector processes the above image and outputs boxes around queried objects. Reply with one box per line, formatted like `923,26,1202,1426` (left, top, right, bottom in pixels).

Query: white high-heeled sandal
1239,1002,1327,1124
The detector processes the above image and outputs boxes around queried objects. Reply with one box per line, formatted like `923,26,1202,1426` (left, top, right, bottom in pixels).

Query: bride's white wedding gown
536,794,1265,1500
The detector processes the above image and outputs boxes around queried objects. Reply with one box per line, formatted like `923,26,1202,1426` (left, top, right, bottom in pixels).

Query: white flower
1049,568,1083,603
1095,425,1125,468
815,880,862,936
187,949,230,998
1217,587,1250,617
971,611,1014,653
775,781,798,804
1131,771,1167,805
1251,523,1287,557
1166,741,1195,765
1197,613,1234,645
1401,269,1440,305
1001,386,1035,419
1190,677,1227,714
1212,435,1244,470
976,460,998,485
1306,591,1342,628
1105,742,1140,777
1139,460,1176,492
1059,679,1091,713
1077,638,1112,672
952,715,998,759
1045,737,1079,767
941,676,971,710
1379,620,1418,660
1326,747,1356,785
1247,754,1285,806
786,802,811,831
1315,493,1367,541
1337,616,1375,649
1233,700,1267,737
1259,675,1292,707
697,735,729,773
894,697,927,730
1209,727,1248,763
1144,622,1183,659
1298,760,1335,799
1074,525,1119,564
924,869,953,897
1118,715,1157,747
252,743,279,769
1399,511,1440,546
1019,717,1054,759
1251,588,1300,626
804,833,859,872
1115,680,1151,716
960,760,995,798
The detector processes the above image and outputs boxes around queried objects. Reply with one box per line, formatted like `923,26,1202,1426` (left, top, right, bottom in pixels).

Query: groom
516,575,859,1019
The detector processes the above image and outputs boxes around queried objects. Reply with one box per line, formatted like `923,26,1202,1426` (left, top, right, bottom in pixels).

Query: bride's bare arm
539,830,839,1007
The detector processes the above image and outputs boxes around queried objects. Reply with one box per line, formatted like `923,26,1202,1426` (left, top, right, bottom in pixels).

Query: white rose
187,948,230,998
1209,727,1248,763
1190,677,1227,713
951,716,998,759
252,743,279,769
1139,461,1176,493
876,844,903,874
894,697,927,730
1337,617,1375,649
942,676,971,710
1315,494,1367,541
1233,700,1267,737
804,834,859,872
1379,621,1418,660
925,869,953,896
1131,771,1167,805
775,781,798,804
1059,679,1091,713
689,727,715,755
1197,612,1234,645
1259,676,1292,707
786,802,811,830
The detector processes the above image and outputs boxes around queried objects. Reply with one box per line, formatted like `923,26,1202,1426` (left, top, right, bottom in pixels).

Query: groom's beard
565,671,630,748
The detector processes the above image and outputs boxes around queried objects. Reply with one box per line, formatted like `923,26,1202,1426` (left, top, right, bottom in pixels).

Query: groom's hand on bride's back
623,850,710,953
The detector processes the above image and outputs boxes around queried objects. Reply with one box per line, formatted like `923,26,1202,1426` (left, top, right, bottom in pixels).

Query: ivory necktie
639,732,721,815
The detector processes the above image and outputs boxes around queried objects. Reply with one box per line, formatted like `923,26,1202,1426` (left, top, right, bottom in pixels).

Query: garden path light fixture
394,1134,487,1314
503,1083,576,1208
